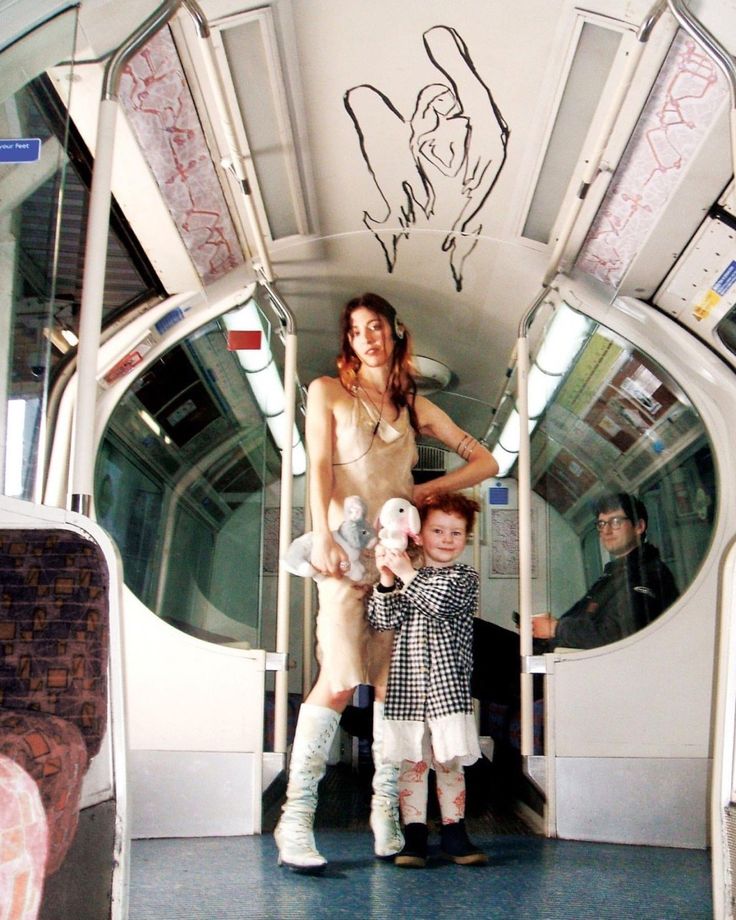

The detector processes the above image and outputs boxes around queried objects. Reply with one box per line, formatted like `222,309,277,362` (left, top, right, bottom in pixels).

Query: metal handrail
103,1,180,100
71,0,187,513
710,536,736,919
667,0,736,211
667,0,736,105
543,0,667,285
70,0,274,505
257,271,298,753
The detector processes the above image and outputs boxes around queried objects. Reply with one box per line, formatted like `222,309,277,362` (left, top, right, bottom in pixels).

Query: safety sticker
693,289,720,322
712,260,736,296
691,259,736,322
101,332,156,386
0,138,41,163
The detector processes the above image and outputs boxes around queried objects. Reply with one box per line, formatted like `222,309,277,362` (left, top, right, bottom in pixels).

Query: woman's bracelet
456,432,478,460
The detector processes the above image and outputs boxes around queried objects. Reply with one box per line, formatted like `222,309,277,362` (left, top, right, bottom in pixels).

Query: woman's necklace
335,380,389,465
357,380,388,433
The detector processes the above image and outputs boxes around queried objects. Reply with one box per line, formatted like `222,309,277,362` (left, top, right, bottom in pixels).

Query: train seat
0,752,47,919
471,618,545,756
0,528,110,877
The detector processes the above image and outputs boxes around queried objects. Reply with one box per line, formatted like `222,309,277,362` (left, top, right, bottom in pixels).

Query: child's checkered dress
367,563,481,766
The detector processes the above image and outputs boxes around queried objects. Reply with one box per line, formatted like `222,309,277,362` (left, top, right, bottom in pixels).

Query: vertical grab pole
69,0,181,513
473,485,483,732
517,288,550,757
517,331,534,756
258,276,297,754
302,453,314,698
68,98,117,513
274,326,296,752
710,541,736,919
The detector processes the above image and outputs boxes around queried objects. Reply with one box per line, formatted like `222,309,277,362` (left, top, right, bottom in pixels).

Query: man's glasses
595,516,630,531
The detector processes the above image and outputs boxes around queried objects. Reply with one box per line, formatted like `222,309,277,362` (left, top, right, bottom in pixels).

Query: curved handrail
103,1,181,100
667,0,736,105
667,0,736,216
71,0,274,509
543,1,668,285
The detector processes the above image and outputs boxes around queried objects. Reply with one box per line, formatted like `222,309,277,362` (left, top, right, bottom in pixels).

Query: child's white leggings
397,755,466,825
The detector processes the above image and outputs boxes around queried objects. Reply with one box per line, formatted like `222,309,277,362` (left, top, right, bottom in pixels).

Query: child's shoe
394,823,428,868
439,819,488,865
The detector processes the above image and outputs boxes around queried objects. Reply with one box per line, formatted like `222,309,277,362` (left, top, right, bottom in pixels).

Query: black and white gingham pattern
367,564,478,722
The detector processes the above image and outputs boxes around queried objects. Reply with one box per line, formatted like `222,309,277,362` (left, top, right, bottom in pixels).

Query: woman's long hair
336,292,419,432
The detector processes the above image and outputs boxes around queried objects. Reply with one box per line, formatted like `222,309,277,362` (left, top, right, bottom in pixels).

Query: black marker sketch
344,25,509,292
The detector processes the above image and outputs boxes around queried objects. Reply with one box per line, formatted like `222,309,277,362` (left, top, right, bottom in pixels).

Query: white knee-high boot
370,701,404,857
274,703,340,872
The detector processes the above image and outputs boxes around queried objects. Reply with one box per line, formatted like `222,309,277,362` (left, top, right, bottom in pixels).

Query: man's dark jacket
553,542,679,650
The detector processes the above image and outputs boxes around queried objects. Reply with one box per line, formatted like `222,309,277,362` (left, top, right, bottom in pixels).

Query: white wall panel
542,274,736,845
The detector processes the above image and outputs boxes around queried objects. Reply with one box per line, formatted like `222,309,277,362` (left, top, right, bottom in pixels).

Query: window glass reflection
2,75,163,501
95,306,288,646
490,305,716,652
715,301,736,357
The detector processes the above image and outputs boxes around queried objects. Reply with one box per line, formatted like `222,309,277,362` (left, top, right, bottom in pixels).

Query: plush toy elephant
377,497,421,551
282,495,377,581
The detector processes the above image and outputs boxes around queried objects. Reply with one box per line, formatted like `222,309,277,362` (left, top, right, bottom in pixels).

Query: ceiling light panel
211,8,309,242
522,15,623,245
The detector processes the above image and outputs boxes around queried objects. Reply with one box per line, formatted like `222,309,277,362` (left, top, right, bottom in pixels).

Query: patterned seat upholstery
481,698,545,753
0,529,110,876
0,753,47,919
0,711,88,874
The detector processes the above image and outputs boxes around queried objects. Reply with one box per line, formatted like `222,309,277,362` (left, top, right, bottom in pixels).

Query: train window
491,303,715,648
1,74,164,501
95,300,296,646
715,301,736,357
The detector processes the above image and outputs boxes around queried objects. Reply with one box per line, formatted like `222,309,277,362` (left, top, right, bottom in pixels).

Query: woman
274,293,497,873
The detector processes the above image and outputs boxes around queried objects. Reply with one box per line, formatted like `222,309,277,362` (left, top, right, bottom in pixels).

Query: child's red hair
419,492,480,535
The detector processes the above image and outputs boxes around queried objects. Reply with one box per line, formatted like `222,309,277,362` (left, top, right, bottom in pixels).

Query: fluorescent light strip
492,410,538,477
139,409,161,436
491,303,593,475
224,300,306,475
491,441,519,478
535,303,591,374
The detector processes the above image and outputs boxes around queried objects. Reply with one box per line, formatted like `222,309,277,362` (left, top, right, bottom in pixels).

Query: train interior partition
4,1,736,916
80,271,728,853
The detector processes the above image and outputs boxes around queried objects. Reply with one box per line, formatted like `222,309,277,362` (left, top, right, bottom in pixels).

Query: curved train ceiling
10,0,736,497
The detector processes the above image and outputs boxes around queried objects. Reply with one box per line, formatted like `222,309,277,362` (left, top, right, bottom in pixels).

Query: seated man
532,492,679,650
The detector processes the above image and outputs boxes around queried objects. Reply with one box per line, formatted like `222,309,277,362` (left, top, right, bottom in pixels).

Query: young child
366,491,487,868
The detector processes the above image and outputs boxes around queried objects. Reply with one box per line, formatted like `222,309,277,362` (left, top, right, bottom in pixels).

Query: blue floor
129,829,712,919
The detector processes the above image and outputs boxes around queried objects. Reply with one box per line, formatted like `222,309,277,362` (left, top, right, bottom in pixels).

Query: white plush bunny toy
377,497,421,551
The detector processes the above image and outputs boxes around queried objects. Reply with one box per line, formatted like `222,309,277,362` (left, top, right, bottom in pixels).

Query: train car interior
2,0,736,917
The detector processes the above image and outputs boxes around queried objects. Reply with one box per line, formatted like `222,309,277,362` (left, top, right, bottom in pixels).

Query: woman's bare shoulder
308,375,350,406
309,374,339,389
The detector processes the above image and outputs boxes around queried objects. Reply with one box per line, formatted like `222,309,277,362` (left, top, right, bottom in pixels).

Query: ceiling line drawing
344,25,510,292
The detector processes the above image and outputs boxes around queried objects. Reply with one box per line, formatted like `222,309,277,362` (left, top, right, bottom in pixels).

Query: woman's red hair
336,293,419,432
